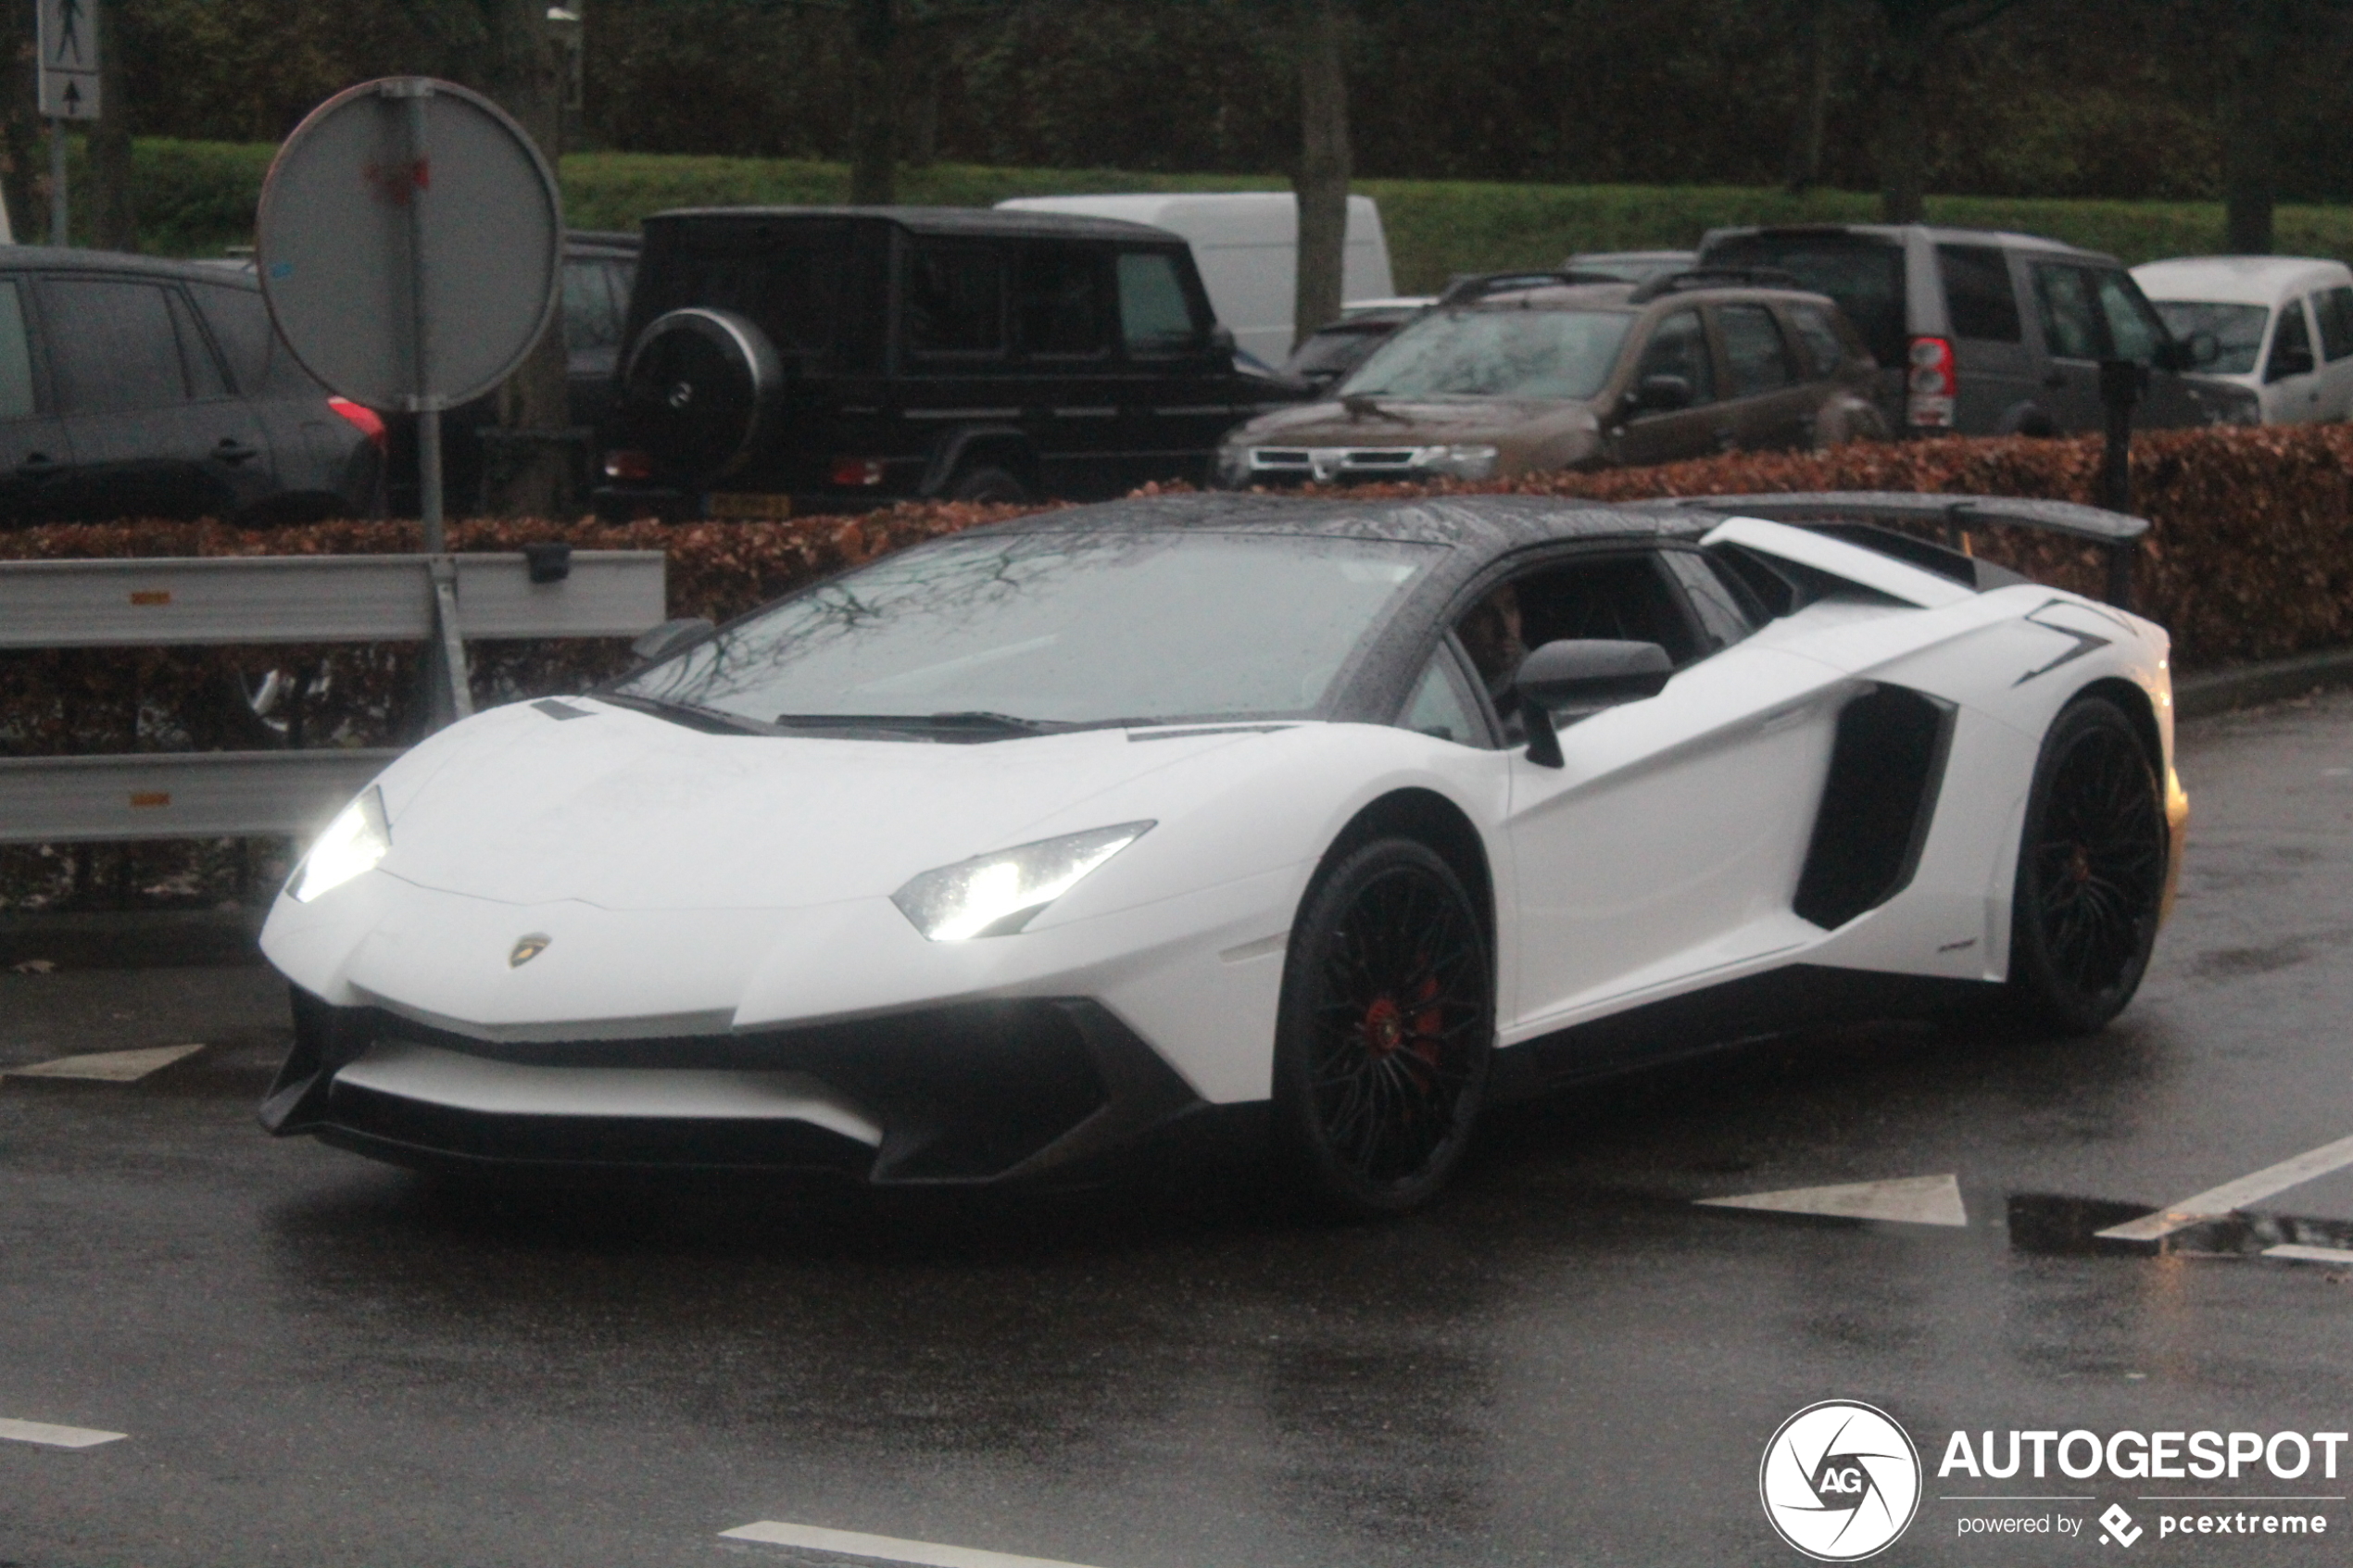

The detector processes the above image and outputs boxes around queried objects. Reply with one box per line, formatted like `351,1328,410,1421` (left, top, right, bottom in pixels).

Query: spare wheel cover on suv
623,307,784,483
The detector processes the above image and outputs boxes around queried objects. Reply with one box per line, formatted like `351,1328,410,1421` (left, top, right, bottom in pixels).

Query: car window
1634,310,1714,404
1509,554,1700,670
617,531,1437,728
2092,270,2166,365
1659,549,1755,649
1399,652,1484,746
2267,300,2313,383
2315,286,2353,362
1701,235,1906,367
1288,320,1394,380
1344,307,1634,400
1787,305,1847,376
166,289,230,399
2149,300,2267,375
1115,251,1202,355
562,256,623,352
647,232,849,359
1718,304,1794,395
44,277,189,413
2032,265,2104,361
1935,245,2022,342
905,244,1005,357
0,280,34,420
1014,246,1108,358
189,282,274,393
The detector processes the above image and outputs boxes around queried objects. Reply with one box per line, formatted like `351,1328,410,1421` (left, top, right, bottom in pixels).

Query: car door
38,272,275,521
2090,267,2208,429
1936,243,2037,433
1012,242,1123,497
0,273,74,523
1484,547,1847,1038
1610,308,1732,465
2025,262,2110,433
2309,284,2353,420
2260,295,2324,423
1111,246,1238,491
1716,301,1816,449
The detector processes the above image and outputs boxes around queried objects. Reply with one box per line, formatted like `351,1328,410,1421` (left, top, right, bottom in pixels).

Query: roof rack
1626,266,1806,303
1434,270,1627,307
1677,491,2148,608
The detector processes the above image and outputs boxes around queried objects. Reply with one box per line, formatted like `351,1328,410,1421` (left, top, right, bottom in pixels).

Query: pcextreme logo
1760,1400,1924,1562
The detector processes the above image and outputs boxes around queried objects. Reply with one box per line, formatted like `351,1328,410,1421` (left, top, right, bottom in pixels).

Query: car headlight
1420,444,1499,481
890,822,1154,940
287,785,391,904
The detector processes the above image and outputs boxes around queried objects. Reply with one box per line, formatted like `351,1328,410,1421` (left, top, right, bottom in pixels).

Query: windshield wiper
599,692,778,735
770,710,1064,741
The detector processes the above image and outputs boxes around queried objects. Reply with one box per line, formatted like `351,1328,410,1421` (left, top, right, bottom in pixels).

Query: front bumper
262,988,1204,1184
1216,443,1501,488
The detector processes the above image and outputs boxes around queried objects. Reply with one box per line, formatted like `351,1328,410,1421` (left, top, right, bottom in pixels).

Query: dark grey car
1697,223,2253,437
0,249,378,525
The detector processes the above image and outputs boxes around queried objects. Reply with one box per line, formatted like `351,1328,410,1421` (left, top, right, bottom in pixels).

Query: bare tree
1867,0,2021,222
1783,0,1835,194
1291,0,1350,350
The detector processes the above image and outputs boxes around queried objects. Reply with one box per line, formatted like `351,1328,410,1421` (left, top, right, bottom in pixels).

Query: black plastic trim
1792,684,1957,930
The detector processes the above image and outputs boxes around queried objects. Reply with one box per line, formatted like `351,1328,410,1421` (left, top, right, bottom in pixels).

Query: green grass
116,136,2353,291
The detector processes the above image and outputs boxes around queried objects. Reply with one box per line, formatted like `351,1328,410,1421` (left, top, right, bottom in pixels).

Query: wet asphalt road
2,691,2351,1568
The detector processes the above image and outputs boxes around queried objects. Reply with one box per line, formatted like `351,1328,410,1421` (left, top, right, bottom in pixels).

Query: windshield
2150,300,2269,375
611,531,1435,732
1339,307,1633,401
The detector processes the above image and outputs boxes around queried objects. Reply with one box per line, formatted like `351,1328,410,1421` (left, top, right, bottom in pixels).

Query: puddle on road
2007,1192,2353,1261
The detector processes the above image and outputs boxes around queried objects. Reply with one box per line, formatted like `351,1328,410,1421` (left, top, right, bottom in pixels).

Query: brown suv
1214,270,1885,487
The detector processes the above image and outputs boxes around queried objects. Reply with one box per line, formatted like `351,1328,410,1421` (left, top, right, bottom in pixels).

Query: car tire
1272,836,1494,1219
2007,697,2168,1035
948,465,1030,503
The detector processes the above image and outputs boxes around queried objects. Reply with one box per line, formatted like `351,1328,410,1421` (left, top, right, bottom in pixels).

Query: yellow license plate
707,492,793,519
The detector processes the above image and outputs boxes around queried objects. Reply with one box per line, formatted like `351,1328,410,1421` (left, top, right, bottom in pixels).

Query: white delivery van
995,191,1395,366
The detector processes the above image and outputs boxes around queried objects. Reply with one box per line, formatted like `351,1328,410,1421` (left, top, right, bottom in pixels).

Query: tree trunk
1783,0,1831,194
1290,0,1349,353
1,12,39,245
90,0,133,251
848,0,898,205
2221,0,2286,255
1873,4,1933,223
472,0,573,520
902,34,940,170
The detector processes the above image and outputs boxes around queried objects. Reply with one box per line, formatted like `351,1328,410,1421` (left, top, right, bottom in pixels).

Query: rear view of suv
1696,224,2250,436
596,207,1305,520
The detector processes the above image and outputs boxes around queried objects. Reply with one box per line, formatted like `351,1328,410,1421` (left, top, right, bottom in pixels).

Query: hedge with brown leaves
3,429,2349,767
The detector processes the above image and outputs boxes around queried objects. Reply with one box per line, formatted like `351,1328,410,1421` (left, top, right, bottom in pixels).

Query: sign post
256,78,562,730
36,0,101,245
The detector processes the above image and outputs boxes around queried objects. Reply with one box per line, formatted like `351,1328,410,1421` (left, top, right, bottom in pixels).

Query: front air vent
1793,684,1956,930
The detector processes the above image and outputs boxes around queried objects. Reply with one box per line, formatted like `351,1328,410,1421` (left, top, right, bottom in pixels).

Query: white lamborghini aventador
259,491,2187,1215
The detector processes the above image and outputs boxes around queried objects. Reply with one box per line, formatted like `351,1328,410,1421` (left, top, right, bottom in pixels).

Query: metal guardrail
0,550,665,845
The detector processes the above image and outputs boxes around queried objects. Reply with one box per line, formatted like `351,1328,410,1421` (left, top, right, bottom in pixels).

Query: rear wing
1676,491,2148,608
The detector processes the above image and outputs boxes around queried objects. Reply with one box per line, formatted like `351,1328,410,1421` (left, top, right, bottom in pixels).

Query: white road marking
0,1418,126,1449
2262,1243,2353,1266
719,1521,1104,1568
2,1044,204,1083
1695,1173,1967,1227
2095,1133,2353,1243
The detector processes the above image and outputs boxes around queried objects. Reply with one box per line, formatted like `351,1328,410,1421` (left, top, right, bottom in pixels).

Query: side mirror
1208,323,1239,364
1627,373,1692,415
631,616,715,662
2187,330,2221,369
1513,638,1673,767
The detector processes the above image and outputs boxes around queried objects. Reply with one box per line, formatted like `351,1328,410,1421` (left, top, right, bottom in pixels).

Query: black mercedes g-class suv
595,207,1308,519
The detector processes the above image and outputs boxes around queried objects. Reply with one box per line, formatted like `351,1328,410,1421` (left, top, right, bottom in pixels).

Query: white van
994,191,1396,366
2132,256,2353,424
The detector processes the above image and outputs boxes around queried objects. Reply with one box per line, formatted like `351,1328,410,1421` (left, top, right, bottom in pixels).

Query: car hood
373,698,1260,912
1227,396,1603,470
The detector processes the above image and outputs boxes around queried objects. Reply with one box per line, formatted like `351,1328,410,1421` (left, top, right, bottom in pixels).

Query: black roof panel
644,206,1182,245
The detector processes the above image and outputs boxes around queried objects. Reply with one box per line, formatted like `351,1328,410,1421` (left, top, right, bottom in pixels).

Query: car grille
1245,445,1432,483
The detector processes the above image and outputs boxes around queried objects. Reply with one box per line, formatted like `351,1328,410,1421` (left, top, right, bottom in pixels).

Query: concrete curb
2176,645,2353,719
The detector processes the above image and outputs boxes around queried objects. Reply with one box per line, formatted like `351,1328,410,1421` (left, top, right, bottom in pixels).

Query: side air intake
1793,684,1956,930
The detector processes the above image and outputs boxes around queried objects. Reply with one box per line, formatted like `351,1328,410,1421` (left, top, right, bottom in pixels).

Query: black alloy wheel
2008,696,2168,1033
1274,837,1494,1218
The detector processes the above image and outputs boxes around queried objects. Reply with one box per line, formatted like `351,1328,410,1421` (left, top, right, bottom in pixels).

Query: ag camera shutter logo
1760,1400,1922,1561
